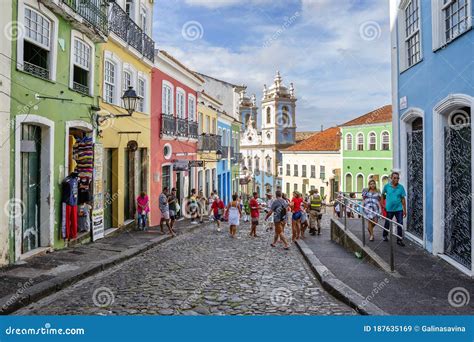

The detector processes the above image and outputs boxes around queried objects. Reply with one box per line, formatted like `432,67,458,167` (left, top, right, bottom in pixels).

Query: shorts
251,217,259,225
169,210,176,220
214,213,222,221
161,211,170,220
292,211,302,220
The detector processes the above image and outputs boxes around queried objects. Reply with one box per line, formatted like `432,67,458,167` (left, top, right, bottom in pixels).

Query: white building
281,127,341,200
240,71,297,196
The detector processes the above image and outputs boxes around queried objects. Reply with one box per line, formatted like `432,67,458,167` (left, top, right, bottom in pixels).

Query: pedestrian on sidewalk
197,190,207,224
226,194,241,238
208,191,217,222
290,191,303,242
362,180,382,241
382,171,407,246
210,195,225,231
242,196,251,222
308,189,322,235
300,203,309,238
265,191,290,250
136,191,150,231
159,187,175,237
334,193,342,218
168,188,178,231
249,192,260,237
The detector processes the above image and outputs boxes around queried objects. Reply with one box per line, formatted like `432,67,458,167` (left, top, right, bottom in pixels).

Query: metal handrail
335,193,403,272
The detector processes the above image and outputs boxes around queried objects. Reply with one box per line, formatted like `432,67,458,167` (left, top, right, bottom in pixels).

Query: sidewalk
0,219,202,315
299,214,474,315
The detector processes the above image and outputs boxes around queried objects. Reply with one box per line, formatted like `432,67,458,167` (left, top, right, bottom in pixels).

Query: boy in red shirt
249,192,260,237
209,195,225,232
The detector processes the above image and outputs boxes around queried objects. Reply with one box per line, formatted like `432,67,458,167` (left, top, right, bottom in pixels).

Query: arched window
356,174,364,192
345,173,353,192
381,131,390,150
357,133,364,151
266,107,271,124
162,81,173,115
254,156,260,172
368,132,376,150
247,156,252,171
266,157,271,172
346,134,353,150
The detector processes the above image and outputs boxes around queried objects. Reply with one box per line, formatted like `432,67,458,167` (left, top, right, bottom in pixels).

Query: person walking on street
290,191,304,242
308,189,323,235
136,191,150,231
362,180,382,241
226,194,241,238
168,188,178,231
382,171,407,246
159,187,175,236
265,191,290,250
209,195,225,232
249,192,260,237
197,190,207,224
264,192,274,232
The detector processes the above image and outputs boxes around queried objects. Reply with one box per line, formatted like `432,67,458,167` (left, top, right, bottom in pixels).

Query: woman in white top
226,194,241,238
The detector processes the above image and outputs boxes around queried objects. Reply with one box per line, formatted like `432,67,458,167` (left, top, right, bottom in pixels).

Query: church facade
239,72,297,197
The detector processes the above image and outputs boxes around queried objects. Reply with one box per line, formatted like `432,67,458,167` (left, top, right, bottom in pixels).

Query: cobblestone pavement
16,217,355,315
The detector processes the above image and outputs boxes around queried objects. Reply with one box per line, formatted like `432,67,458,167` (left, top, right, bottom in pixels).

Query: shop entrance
21,124,41,253
103,148,115,229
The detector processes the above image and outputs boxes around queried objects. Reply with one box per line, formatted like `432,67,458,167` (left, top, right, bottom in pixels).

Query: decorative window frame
432,0,472,50
17,0,59,81
356,132,365,150
69,30,95,96
368,131,377,150
380,130,391,150
188,93,196,122
137,71,148,114
122,62,137,92
345,133,353,150
103,51,122,106
176,87,186,119
344,172,353,192
398,0,423,72
162,80,174,115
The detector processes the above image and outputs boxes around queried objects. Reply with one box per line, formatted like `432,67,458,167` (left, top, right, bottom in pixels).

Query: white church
239,71,297,196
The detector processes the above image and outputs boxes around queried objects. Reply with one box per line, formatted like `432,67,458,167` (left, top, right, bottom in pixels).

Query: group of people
136,170,407,248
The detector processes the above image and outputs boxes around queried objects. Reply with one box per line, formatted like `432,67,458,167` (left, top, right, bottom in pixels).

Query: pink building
150,50,204,225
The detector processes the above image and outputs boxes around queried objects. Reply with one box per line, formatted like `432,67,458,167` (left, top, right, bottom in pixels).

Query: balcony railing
161,114,176,136
189,122,198,139
73,82,89,95
24,62,50,80
160,114,199,139
198,134,222,151
176,118,189,137
62,0,108,36
109,2,155,62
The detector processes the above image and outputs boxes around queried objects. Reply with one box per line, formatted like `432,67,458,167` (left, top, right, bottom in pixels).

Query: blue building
390,0,473,275
217,114,233,204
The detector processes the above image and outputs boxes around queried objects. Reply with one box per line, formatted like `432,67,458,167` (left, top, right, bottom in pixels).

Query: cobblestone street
16,218,354,316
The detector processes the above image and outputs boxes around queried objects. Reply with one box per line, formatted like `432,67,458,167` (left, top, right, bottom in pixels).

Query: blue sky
152,0,391,131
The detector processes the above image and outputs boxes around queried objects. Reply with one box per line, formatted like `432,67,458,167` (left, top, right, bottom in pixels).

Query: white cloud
153,0,391,130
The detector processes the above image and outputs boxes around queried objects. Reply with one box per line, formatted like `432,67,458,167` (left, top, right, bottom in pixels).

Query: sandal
283,246,290,250
270,243,276,247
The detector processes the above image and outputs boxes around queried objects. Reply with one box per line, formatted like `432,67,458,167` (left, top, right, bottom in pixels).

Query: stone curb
0,221,203,315
295,239,388,316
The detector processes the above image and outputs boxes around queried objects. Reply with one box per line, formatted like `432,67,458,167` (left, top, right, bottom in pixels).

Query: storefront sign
92,143,105,241
189,160,204,167
173,160,190,171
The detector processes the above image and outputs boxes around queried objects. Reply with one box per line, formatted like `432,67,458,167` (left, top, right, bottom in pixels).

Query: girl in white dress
226,194,241,238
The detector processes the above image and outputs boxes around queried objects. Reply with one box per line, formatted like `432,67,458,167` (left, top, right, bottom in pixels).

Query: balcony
24,62,50,80
73,82,89,95
160,114,199,139
109,2,155,62
198,134,222,152
62,0,108,36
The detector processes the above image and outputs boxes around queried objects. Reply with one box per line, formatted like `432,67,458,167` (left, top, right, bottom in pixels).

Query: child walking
136,191,150,231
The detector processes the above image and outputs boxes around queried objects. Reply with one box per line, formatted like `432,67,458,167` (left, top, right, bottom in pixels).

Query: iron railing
161,114,176,136
334,193,404,272
109,2,155,62
73,82,89,95
188,122,198,139
62,0,109,35
176,117,188,137
198,134,222,151
23,62,50,80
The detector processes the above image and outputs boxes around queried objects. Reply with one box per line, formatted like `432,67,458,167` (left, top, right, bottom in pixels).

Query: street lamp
121,86,140,116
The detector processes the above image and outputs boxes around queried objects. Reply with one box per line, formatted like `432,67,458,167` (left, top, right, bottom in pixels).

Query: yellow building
197,91,221,198
97,0,155,232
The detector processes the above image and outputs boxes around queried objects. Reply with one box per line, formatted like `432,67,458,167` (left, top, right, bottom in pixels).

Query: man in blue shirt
382,171,407,246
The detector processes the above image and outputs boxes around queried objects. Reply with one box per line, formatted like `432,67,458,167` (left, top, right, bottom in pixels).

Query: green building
8,0,107,263
341,105,393,193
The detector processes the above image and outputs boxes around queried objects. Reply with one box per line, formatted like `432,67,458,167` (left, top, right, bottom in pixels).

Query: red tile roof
285,127,341,152
295,131,318,142
340,105,392,127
